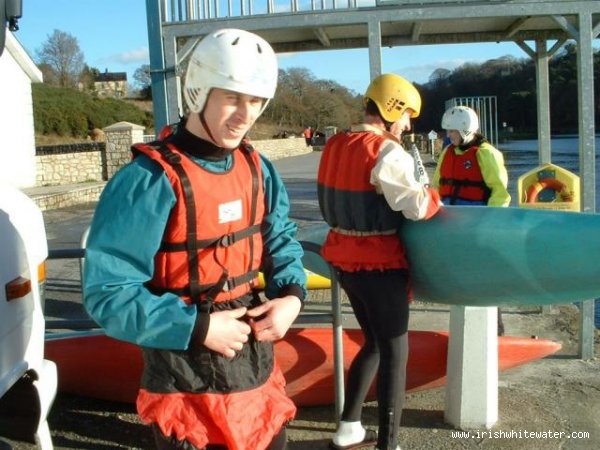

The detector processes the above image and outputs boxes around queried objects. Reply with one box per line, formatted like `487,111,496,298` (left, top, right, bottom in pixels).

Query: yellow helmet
364,73,421,121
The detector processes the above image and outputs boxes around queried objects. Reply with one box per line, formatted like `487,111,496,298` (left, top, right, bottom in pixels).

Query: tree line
263,44,599,138
416,43,600,137
33,29,599,138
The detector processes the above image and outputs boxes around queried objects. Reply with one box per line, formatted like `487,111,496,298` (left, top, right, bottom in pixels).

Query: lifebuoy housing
526,177,573,203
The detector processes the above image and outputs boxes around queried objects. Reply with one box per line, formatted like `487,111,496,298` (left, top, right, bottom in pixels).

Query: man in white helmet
83,29,306,449
433,105,510,335
318,74,442,450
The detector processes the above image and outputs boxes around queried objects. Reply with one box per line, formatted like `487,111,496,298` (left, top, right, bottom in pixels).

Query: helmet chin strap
199,111,219,146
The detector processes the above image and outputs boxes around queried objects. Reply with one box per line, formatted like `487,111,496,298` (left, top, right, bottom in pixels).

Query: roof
159,0,599,53
95,72,127,82
103,121,145,132
5,32,43,83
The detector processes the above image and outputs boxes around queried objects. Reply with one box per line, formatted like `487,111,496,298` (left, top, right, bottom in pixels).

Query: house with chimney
94,69,127,99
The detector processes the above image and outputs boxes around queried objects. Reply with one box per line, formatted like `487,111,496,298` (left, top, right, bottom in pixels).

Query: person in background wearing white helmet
83,29,306,450
433,105,510,207
432,105,510,335
317,74,442,450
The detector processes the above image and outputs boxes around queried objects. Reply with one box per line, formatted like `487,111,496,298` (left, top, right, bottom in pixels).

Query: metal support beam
576,11,596,359
552,14,579,40
503,16,530,39
411,21,423,42
162,30,182,125
515,39,535,59
176,37,201,66
368,20,382,81
146,0,169,132
314,27,331,47
593,21,600,39
514,39,552,164
547,37,567,57
534,39,552,165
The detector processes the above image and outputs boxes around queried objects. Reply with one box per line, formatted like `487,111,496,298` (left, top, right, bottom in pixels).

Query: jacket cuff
277,284,305,308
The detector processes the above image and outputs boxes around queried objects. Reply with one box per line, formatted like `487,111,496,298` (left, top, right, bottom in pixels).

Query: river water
498,136,600,327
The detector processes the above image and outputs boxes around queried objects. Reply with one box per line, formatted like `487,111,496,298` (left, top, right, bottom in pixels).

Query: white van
0,184,56,449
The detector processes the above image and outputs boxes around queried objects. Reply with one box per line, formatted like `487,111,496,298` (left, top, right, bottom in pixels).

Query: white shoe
331,421,377,449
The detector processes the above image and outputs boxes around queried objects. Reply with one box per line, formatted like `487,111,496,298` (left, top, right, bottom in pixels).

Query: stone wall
30,183,106,211
103,122,145,178
33,126,438,189
250,136,312,161
35,143,105,186
33,124,312,189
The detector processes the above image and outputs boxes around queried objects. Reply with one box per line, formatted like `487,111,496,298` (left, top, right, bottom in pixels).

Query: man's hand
204,307,251,358
245,296,302,342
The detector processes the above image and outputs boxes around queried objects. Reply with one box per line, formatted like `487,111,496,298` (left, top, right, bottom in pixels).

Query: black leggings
152,424,287,450
337,269,410,450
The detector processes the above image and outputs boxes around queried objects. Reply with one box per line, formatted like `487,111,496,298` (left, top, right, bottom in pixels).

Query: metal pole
331,268,344,420
576,11,596,359
146,0,169,132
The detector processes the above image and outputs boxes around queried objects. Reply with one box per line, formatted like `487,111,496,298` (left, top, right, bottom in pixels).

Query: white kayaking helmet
183,28,278,116
441,106,479,142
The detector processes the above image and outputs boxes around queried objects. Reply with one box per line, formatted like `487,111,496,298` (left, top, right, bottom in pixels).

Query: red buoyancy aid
317,131,407,271
438,144,491,204
132,139,295,450
132,141,265,305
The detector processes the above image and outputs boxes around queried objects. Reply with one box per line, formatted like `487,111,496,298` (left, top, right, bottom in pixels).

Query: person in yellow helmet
317,73,442,450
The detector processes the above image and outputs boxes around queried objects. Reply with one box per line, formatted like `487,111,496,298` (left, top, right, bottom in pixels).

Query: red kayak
44,328,561,406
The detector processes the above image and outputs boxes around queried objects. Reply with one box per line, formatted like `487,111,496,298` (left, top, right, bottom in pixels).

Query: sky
13,0,598,95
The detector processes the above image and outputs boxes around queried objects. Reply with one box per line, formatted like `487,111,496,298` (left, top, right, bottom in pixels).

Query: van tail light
4,262,46,304
5,276,32,301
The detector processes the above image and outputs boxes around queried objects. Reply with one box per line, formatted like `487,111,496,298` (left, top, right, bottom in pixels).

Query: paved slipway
3,151,600,450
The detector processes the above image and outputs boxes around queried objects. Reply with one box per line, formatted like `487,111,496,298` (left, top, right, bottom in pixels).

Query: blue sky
14,0,597,94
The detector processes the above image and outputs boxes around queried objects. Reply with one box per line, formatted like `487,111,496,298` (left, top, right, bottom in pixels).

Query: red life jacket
132,138,295,450
132,140,265,305
317,130,407,271
438,144,491,204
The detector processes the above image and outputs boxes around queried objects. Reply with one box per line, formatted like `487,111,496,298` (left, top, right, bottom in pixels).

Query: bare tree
133,64,152,99
36,29,85,88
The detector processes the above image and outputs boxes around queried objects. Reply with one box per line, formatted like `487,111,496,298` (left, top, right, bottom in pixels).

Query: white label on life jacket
219,199,243,223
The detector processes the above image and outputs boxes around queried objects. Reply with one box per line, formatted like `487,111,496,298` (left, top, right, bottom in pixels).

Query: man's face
201,88,265,149
448,130,462,146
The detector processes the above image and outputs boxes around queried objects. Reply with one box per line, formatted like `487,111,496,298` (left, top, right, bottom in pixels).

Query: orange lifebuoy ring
526,177,573,203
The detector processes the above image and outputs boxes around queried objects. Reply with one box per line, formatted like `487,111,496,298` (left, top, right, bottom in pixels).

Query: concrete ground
3,150,599,450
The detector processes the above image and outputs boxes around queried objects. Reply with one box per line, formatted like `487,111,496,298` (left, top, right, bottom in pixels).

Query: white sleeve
370,140,433,221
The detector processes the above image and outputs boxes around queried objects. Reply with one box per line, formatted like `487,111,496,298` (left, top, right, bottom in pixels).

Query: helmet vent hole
231,37,240,45
256,43,263,54
188,88,200,103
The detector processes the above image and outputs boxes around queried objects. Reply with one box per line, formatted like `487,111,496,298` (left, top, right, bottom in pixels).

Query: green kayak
297,206,600,306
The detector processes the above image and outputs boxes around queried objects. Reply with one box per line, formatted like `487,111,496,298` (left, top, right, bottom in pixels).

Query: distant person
83,28,306,450
318,73,442,450
442,132,451,148
303,126,313,147
311,130,325,146
433,105,510,207
433,105,510,334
